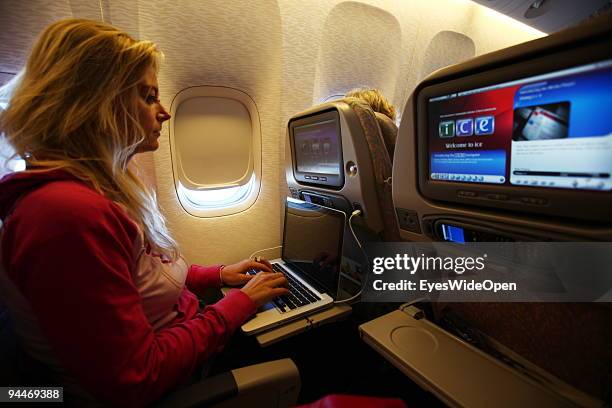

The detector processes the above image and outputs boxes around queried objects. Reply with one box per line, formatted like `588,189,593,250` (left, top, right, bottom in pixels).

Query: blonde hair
345,88,396,121
0,19,179,260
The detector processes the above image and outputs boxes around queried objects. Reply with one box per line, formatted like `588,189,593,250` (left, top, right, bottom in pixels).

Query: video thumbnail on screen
513,102,570,142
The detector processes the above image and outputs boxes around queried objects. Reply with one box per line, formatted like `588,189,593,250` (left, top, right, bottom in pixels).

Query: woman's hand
240,272,289,307
220,258,273,286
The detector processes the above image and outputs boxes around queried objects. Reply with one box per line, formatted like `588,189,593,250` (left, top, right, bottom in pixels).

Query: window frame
169,86,262,217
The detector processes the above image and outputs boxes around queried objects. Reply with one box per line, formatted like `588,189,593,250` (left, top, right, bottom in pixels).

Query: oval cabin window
169,86,261,217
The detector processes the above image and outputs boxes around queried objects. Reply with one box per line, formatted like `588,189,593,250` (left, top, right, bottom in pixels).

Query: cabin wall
121,0,285,267
0,0,542,265
277,0,543,262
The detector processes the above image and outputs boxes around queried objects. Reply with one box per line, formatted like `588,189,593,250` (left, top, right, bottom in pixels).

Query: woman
0,19,288,407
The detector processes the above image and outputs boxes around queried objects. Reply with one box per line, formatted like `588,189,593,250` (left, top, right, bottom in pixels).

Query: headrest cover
374,112,398,163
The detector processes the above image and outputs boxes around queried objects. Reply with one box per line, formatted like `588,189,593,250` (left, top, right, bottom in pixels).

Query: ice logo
475,116,495,135
456,118,473,137
439,121,455,138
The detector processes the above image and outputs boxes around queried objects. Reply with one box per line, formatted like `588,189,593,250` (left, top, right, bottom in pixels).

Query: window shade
174,96,254,190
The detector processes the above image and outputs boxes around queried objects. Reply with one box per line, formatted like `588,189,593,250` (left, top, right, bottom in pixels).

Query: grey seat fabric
153,359,300,408
341,99,400,241
374,112,398,164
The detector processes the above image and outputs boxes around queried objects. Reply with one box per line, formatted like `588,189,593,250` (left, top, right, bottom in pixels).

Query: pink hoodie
0,169,256,407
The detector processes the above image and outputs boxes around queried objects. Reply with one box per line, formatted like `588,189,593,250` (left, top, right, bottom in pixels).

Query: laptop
240,197,346,335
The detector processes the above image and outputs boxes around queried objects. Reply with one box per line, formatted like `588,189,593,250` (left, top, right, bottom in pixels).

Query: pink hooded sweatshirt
0,169,256,407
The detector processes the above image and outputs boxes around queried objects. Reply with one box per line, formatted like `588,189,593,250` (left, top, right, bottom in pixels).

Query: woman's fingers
267,275,288,288
240,271,289,306
260,258,273,270
252,271,283,280
271,287,290,297
250,259,273,272
238,273,254,283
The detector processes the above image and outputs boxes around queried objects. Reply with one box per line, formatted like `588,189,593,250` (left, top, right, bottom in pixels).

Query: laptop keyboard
246,263,321,313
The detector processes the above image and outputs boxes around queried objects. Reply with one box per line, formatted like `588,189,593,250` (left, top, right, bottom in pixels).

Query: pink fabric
299,394,408,408
0,169,257,407
187,264,223,295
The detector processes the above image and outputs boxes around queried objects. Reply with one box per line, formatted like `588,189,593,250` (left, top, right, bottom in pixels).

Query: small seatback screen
294,118,342,176
441,224,466,244
282,198,345,296
428,58,612,191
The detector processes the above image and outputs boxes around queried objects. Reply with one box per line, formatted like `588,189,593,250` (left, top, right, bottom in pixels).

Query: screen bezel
289,109,345,189
417,39,612,221
281,197,346,297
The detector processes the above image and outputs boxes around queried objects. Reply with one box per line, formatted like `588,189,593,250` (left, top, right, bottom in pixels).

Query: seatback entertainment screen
294,119,341,176
290,109,344,189
427,58,612,191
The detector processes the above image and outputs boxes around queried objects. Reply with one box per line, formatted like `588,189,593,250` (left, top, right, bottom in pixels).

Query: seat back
286,100,400,242
342,100,400,241
374,112,398,164
390,13,612,400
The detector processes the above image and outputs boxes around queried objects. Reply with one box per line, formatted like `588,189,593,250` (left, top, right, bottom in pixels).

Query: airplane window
0,79,26,177
0,138,25,179
312,2,401,104
169,86,261,217
321,94,346,103
0,121,26,176
177,174,256,210
421,31,476,80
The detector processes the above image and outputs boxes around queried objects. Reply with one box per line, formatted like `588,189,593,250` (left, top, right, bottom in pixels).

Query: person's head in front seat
346,88,397,122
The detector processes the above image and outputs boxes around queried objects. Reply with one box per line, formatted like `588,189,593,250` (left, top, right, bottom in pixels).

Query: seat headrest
337,97,398,162
374,112,398,163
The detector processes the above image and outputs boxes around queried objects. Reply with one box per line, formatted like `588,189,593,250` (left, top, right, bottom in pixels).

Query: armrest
153,358,300,408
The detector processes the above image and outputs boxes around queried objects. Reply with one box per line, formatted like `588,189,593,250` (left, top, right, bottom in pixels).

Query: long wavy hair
0,19,179,261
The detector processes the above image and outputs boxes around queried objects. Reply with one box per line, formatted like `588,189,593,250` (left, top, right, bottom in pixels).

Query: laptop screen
282,197,345,296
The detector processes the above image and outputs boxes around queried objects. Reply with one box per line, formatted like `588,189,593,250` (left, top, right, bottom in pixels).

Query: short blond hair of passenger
345,88,396,121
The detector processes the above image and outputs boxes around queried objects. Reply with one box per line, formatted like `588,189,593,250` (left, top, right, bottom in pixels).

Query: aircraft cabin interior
0,1,611,407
